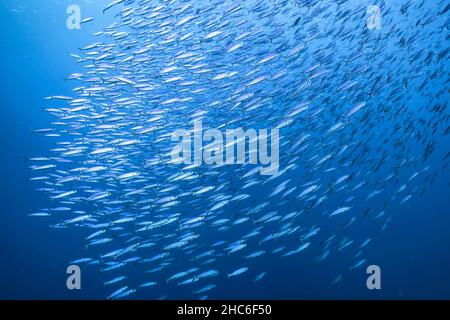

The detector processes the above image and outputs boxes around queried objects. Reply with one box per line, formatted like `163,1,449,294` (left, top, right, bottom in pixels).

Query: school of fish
28,0,449,300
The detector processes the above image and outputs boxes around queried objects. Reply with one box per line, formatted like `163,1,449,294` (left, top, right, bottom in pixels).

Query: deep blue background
0,0,449,299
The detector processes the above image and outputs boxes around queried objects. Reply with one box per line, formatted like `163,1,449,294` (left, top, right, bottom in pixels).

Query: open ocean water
0,0,449,300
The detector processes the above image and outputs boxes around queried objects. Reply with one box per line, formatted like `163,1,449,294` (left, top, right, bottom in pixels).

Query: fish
350,259,367,270
253,272,267,283
330,274,343,286
138,281,157,288
346,102,366,117
227,267,249,277
244,250,265,259
193,284,216,294
329,207,352,217
167,268,199,283
104,276,127,286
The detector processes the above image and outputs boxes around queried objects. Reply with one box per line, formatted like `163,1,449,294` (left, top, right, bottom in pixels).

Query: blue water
0,0,449,299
